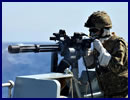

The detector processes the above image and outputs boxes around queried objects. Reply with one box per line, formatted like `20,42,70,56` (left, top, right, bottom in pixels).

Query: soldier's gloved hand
93,39,111,67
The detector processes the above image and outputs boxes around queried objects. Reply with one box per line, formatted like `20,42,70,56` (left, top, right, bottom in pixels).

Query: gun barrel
8,44,60,53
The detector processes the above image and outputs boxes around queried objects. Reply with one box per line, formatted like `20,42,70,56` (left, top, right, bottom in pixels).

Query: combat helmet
84,11,112,29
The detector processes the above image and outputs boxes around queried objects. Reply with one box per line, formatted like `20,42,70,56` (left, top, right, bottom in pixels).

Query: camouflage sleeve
107,41,127,74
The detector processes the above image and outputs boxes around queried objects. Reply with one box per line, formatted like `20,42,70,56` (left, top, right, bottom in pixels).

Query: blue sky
2,2,128,42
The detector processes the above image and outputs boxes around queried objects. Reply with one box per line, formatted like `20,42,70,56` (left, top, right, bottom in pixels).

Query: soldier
84,11,128,98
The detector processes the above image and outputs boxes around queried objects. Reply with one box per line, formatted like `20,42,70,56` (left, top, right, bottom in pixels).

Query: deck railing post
2,80,14,98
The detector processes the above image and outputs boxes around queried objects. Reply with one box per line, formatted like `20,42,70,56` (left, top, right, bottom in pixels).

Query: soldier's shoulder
110,32,128,47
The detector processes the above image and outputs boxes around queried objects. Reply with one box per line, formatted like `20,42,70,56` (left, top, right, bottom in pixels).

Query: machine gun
8,29,96,98
8,29,93,54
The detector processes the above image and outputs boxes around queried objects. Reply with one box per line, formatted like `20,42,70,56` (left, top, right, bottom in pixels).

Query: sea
2,42,86,98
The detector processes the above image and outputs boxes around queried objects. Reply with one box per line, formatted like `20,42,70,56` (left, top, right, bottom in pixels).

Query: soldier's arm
107,41,127,74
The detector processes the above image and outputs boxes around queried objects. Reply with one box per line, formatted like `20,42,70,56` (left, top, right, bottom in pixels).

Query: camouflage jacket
86,32,128,97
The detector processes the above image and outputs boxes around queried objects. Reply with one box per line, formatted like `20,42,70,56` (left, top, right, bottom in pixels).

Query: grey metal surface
13,78,60,98
13,73,73,98
17,73,73,79
79,70,100,93
78,70,102,98
13,74,61,98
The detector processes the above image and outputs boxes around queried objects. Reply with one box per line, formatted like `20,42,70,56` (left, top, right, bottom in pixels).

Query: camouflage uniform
84,11,128,98
87,32,128,98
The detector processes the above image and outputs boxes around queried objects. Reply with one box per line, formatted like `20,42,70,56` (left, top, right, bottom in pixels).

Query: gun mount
8,29,98,98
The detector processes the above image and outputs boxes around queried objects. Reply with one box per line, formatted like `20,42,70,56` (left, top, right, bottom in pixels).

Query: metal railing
2,80,15,98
